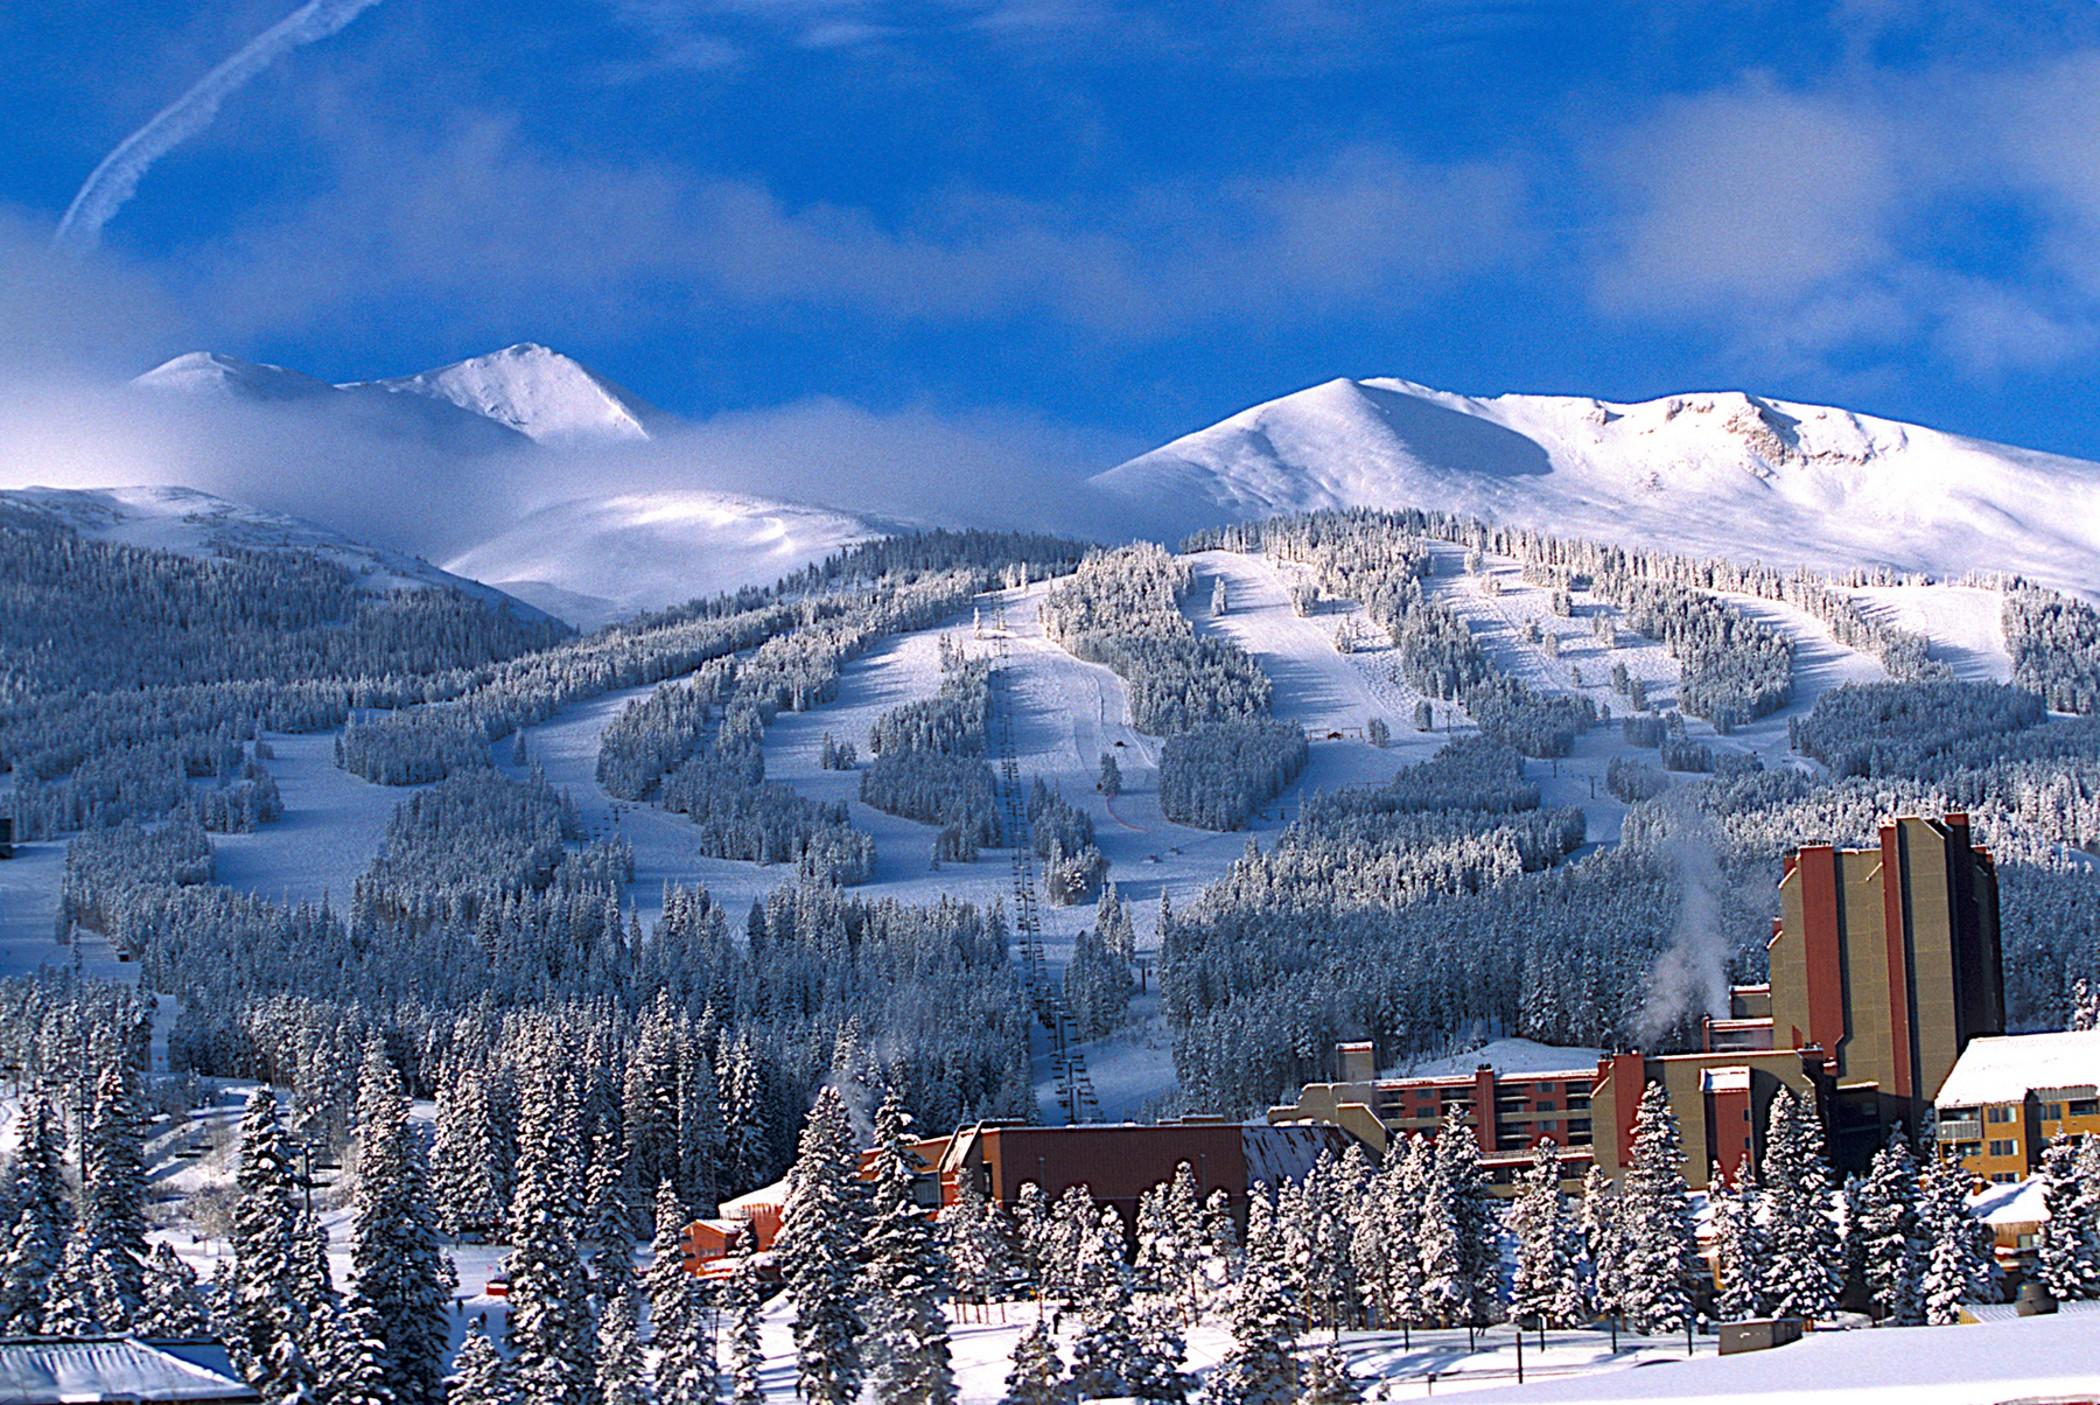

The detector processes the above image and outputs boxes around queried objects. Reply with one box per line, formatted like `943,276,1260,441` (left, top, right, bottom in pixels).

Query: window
1989,1139,2017,1157
1568,1118,1591,1134
1987,1105,2016,1124
2070,1100,2098,1117
1536,1100,1556,1112
2042,1103,2064,1122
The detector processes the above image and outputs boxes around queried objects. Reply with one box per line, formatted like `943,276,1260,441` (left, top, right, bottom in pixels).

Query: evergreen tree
648,1181,714,1405
861,1090,957,1405
316,1295,395,1405
1919,1149,1992,1324
1419,1118,1497,1329
1013,1182,1052,1296
1069,1207,1140,1400
0,1091,71,1334
2036,1132,2100,1302
1578,1165,1620,1326
140,1241,213,1338
1860,1129,1925,1325
507,1056,595,1405
1617,1083,1695,1335
1757,1090,1842,1321
349,1047,454,1405
1127,1298,1193,1405
939,1170,1012,1307
596,1264,652,1405
775,1086,866,1405
726,1245,768,1405
229,1087,318,1403
445,1319,516,1405
1509,1140,1586,1329
1295,1342,1360,1405
79,1060,149,1330
1211,1195,1299,1405
431,1060,505,1240
1709,1163,1767,1323
1003,1319,1074,1405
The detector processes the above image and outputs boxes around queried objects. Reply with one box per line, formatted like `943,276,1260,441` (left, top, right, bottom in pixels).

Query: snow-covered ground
1460,1310,2100,1402
1853,583,2013,683
213,731,414,909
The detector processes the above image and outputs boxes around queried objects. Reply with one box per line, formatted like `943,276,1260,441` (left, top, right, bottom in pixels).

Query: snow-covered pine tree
229,1087,317,1402
861,1090,957,1405
0,1091,70,1334
1860,1129,1925,1325
316,1294,395,1405
1003,1319,1074,1405
775,1086,867,1405
596,1260,652,1405
1509,1140,1586,1329
507,1053,596,1405
1069,1207,1141,1400
1419,1117,1498,1330
1013,1182,1052,1297
445,1319,516,1405
1210,1194,1299,1405
349,1046,454,1405
1709,1162,1768,1323
431,1059,505,1241
647,1181,714,1405
1757,1090,1842,1321
1616,1083,1695,1335
939,1168,1011,1309
79,1060,148,1330
2036,1132,2100,1302
1199,1188,1240,1319
1126,1297,1193,1405
1295,1341,1361,1405
1918,1147,1992,1324
726,1245,768,1405
139,1241,212,1338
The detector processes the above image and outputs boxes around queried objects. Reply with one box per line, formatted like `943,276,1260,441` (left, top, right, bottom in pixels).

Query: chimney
1337,1041,1375,1084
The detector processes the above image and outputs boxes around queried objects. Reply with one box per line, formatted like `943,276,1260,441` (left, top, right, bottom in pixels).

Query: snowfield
1093,376,2100,599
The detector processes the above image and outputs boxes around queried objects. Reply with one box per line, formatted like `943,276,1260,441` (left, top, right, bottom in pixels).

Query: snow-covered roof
1970,1175,2049,1226
718,1176,790,1215
1387,1038,1604,1080
0,1338,256,1401
1934,1028,2100,1107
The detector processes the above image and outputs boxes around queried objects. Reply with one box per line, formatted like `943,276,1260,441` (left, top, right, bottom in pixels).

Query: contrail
53,0,385,253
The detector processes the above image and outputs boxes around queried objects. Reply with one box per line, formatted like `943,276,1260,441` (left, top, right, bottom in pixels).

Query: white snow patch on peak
365,343,658,444
442,488,888,628
133,351,335,401
1092,375,2100,596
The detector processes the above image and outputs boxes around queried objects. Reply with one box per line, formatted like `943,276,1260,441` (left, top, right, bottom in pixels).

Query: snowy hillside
0,483,547,617
441,489,889,626
357,342,660,444
1092,377,2100,596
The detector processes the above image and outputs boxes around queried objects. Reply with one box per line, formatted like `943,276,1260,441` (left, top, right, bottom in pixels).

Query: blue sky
10,0,2100,467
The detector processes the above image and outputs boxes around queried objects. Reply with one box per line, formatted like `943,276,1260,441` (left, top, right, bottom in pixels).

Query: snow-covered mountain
1091,377,2100,594
135,350,528,455
442,489,888,628
135,343,660,448
356,343,660,444
0,484,550,619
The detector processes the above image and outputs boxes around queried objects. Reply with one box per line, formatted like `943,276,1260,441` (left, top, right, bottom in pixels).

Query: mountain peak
134,351,334,401
369,344,658,444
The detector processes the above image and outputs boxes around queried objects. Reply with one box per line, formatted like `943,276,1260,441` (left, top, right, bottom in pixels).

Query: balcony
1937,1118,1983,1142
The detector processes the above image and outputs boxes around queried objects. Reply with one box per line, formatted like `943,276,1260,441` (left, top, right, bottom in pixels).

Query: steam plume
1636,798,1733,1045
54,0,385,253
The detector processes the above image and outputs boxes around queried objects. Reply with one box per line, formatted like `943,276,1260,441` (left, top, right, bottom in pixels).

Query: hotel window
2071,1099,2098,1116
2042,1103,2064,1122
1987,1106,2016,1123
1988,1139,2017,1157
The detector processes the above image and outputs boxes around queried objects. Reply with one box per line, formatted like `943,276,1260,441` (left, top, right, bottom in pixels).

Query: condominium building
1934,1027,2100,1183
